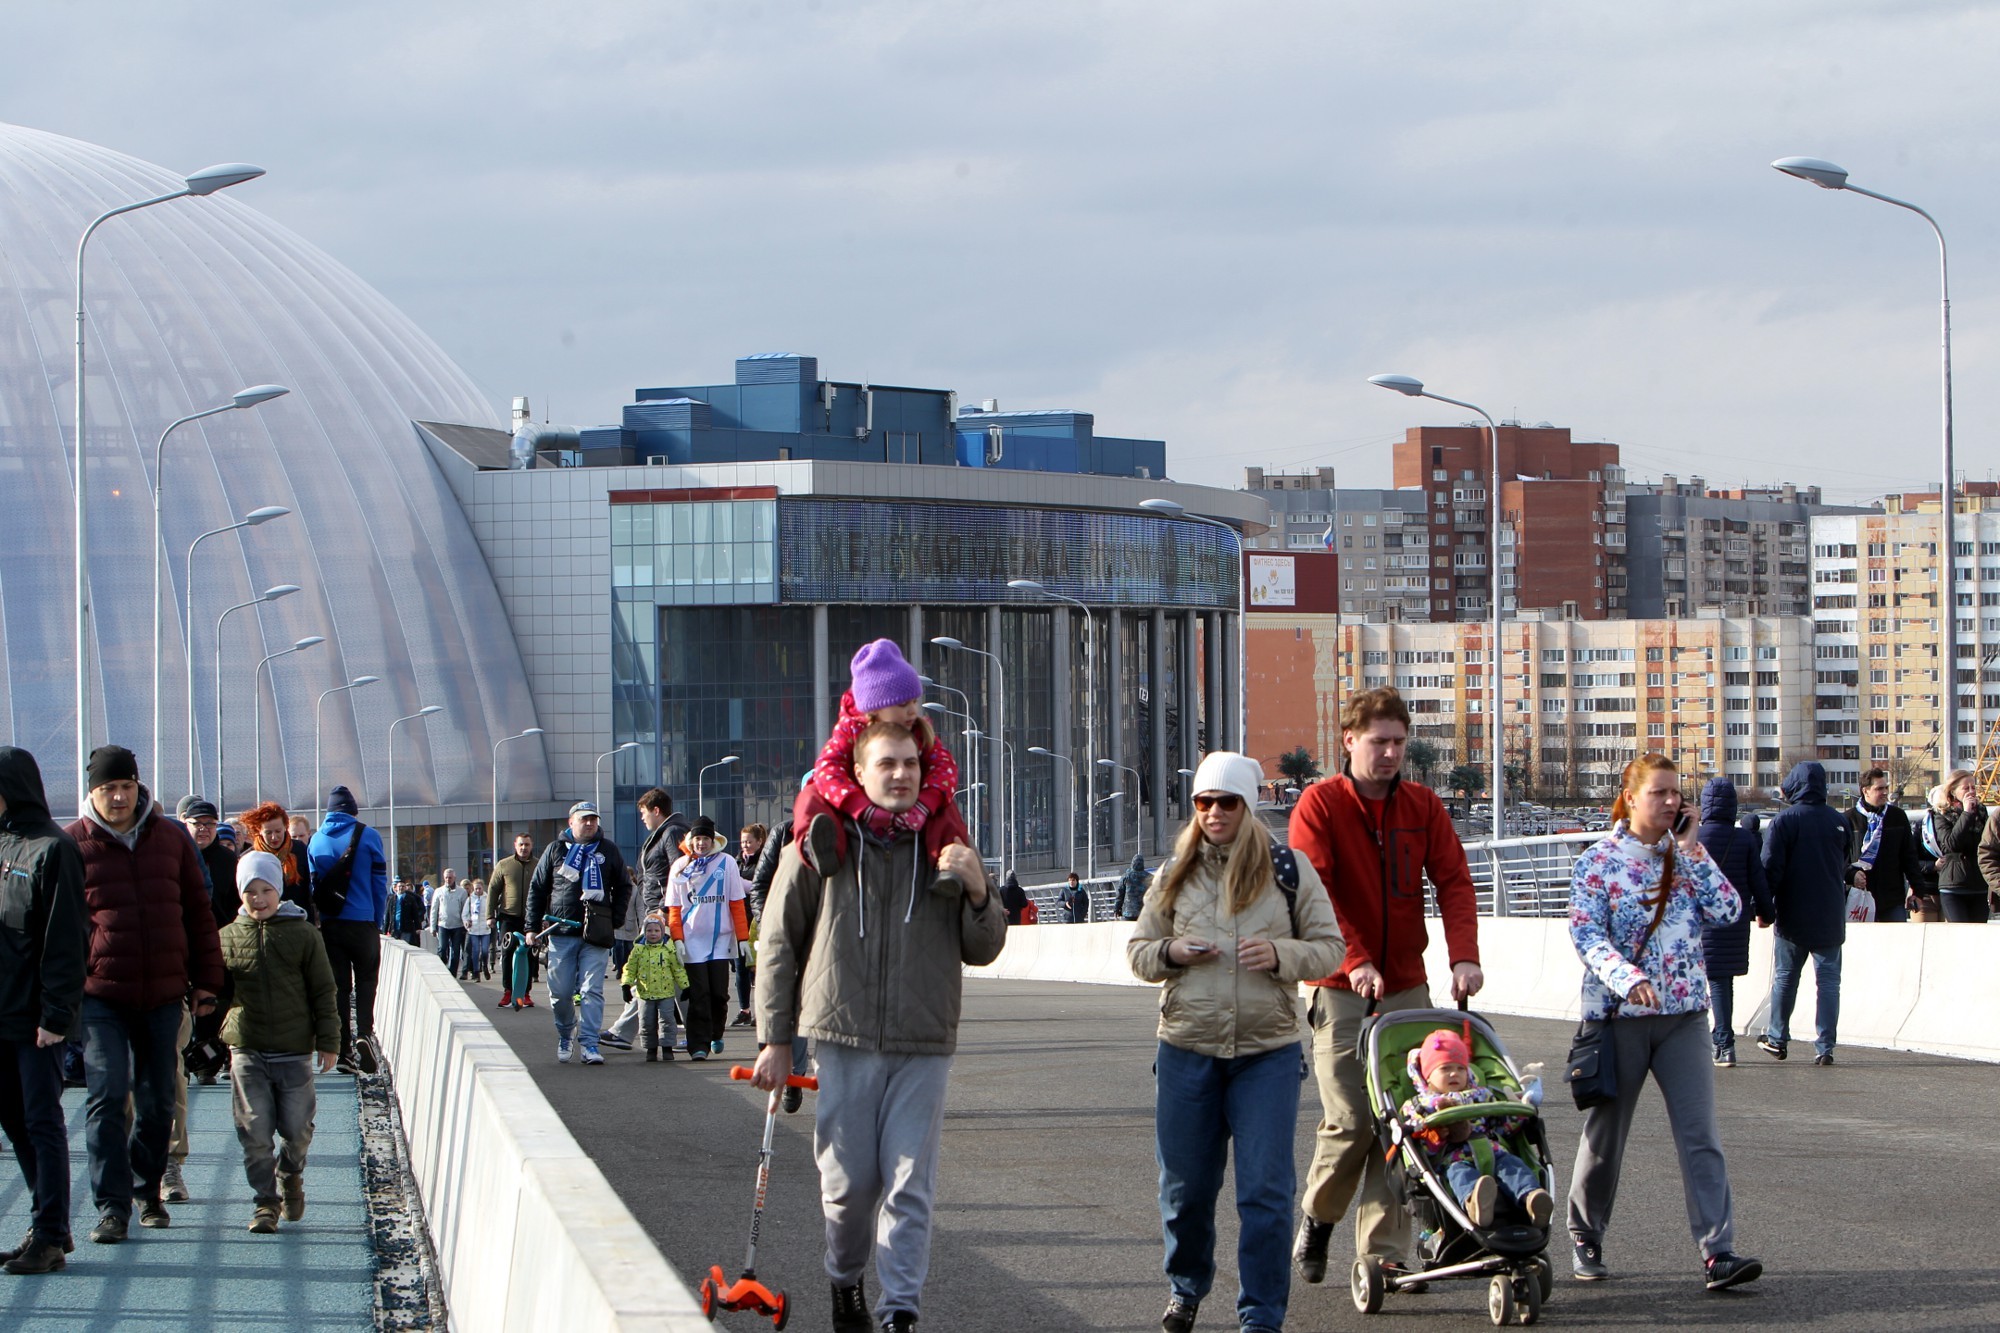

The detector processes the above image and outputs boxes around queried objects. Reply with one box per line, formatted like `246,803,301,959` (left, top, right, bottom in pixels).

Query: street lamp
697,754,741,818
924,701,981,834
184,507,289,795
597,741,641,814
73,160,266,813
931,636,1009,875
314,675,380,823
1131,504,1248,754
1773,156,1958,779
1099,757,1144,861
1370,373,1507,839
214,583,301,809
1029,745,1076,872
253,636,324,801
387,705,444,880
150,386,289,782
492,727,546,872
1005,582,1094,877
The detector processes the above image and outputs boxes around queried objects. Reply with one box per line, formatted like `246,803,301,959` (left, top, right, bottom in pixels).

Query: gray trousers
1566,1011,1736,1260
814,1043,952,1319
231,1051,317,1207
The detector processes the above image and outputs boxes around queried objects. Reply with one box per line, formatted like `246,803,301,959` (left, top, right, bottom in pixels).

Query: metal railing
1456,832,1604,918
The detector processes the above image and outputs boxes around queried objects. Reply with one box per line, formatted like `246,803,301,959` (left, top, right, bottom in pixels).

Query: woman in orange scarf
240,800,320,924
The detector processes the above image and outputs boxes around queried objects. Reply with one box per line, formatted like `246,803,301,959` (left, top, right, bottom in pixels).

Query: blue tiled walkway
0,1077,376,1331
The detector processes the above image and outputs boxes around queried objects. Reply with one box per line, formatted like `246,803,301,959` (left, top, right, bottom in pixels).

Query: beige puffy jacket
1128,836,1345,1059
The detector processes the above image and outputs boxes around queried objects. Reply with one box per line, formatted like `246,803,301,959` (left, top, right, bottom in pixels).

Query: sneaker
1572,1238,1608,1280
581,1048,605,1066
710,1038,725,1056
497,991,514,1008
138,1199,171,1229
355,1036,380,1075
335,1053,361,1076
731,1008,754,1027
557,1037,574,1064
1523,1188,1555,1227
1757,1036,1787,1061
281,1173,305,1222
1813,1051,1835,1066
598,1032,633,1051
1466,1175,1500,1228
1292,1216,1333,1283
831,1279,871,1333
1161,1294,1199,1333
879,1314,917,1333
90,1214,127,1245
2,1238,68,1274
248,1205,280,1235
782,1084,803,1114
1704,1252,1763,1291
1714,1046,1737,1068
520,994,535,1008
689,1048,708,1062
162,1160,189,1203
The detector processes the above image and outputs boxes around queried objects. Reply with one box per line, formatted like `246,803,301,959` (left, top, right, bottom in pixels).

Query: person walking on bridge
1758,761,1851,1066
527,802,632,1066
490,833,538,1007
1284,687,1482,1291
752,721,1007,1333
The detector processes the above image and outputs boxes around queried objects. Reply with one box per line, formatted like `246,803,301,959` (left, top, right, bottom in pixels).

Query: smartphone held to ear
1672,808,1694,837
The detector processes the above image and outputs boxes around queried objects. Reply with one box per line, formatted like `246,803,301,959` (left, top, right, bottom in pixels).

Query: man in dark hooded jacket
0,746,88,1273
1695,779,1773,1067
1757,762,1849,1066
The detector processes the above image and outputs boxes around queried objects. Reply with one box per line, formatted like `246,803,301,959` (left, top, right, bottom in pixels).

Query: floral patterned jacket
1568,822,1741,1021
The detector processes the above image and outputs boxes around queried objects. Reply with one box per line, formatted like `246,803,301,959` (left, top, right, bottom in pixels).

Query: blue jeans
547,934,610,1055
1767,936,1841,1057
437,926,467,976
1445,1147,1541,1210
1156,1040,1302,1331
82,997,184,1218
1708,972,1737,1051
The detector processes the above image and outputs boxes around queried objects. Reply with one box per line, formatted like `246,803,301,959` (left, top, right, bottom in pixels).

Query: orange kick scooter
701,1065,819,1327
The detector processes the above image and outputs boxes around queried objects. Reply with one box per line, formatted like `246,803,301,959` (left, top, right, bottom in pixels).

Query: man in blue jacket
308,786,389,1075
1758,762,1849,1066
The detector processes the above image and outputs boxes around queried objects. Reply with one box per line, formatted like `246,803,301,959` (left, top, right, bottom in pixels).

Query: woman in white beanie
1129,751,1345,1333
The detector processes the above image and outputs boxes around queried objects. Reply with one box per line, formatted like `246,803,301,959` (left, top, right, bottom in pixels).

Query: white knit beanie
1190,752,1262,806
236,849,284,896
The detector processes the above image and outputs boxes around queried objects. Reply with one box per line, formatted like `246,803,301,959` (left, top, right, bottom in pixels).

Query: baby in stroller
1399,1029,1554,1229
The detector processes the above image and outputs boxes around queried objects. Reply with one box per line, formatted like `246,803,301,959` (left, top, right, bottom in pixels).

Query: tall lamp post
1369,374,1507,839
492,727,546,872
596,741,640,815
1006,582,1094,877
214,583,301,809
931,636,1008,876
1028,746,1076,871
1132,504,1247,752
252,636,324,801
1098,757,1144,859
1774,156,1958,779
151,386,288,782
184,507,289,795
923,701,981,836
387,705,443,880
697,754,741,818
314,676,380,823
73,160,266,813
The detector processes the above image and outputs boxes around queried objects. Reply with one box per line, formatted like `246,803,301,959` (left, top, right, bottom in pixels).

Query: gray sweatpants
1566,1011,1736,1260
813,1043,952,1319
231,1050,316,1207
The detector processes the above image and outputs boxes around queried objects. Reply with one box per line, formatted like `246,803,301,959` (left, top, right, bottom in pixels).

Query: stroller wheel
1515,1272,1542,1325
1487,1274,1515,1326
1351,1256,1385,1314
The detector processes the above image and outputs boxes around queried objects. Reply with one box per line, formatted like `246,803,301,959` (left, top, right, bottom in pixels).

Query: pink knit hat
849,639,922,713
1416,1029,1472,1082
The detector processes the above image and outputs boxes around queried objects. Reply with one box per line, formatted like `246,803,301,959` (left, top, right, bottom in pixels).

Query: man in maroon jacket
1286,689,1483,1289
66,746,222,1243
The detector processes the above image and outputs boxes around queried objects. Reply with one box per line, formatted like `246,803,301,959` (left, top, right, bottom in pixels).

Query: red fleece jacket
1287,770,1480,995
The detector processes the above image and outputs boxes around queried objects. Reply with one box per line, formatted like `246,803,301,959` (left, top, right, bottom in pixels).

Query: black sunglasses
1193,794,1243,813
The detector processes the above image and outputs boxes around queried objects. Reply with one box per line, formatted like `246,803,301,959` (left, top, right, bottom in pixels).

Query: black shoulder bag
1565,874,1668,1111
312,825,364,919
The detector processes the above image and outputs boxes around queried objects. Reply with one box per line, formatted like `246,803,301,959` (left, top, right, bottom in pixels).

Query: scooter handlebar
730,1065,818,1090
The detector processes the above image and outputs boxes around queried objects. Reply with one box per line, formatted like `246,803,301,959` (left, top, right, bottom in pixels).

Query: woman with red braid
666,817,750,1061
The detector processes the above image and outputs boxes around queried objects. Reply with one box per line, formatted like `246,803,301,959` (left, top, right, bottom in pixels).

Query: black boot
1293,1216,1333,1283
1162,1294,1199,1333
831,1279,871,1333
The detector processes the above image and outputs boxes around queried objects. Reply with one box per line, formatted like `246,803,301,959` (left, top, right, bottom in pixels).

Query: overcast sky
9,1,1999,502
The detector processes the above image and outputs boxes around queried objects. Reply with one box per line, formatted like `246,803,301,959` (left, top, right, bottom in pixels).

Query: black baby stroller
1351,1004,1556,1326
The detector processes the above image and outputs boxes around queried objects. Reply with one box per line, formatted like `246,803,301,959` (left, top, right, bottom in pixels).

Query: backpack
312,824,363,919
1157,845,1306,936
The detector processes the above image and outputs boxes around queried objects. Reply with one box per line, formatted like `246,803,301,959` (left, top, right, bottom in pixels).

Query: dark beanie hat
87,745,139,791
176,794,219,820
328,785,359,816
690,816,718,839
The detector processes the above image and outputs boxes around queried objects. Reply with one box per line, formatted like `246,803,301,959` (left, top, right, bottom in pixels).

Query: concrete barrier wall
375,941,709,1332
970,919,1999,1063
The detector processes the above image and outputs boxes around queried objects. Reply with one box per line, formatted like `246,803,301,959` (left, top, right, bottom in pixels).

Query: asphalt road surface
470,969,2000,1332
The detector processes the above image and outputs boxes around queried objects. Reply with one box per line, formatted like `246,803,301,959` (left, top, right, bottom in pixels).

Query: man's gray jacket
756,830,1006,1056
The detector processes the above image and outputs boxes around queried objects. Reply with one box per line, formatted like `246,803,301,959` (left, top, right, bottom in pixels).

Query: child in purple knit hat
790,639,972,884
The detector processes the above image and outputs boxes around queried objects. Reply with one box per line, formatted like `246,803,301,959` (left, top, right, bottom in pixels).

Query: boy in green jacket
221,851,337,1233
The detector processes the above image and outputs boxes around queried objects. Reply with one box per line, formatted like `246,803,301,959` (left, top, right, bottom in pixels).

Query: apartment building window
1649,723,1665,738
1647,672,1664,686
1647,647,1664,661
1363,513,1377,526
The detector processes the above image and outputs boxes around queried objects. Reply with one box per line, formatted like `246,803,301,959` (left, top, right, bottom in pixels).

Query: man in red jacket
1287,689,1483,1287
65,746,222,1244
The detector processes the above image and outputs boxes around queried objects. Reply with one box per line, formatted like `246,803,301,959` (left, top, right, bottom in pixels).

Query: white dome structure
0,122,549,811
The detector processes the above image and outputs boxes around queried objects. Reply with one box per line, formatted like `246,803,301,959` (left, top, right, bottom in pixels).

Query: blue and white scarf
564,837,606,902
1856,802,1885,869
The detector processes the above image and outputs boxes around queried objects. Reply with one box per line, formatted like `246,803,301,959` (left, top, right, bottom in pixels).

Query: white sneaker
581,1048,604,1066
557,1037,573,1064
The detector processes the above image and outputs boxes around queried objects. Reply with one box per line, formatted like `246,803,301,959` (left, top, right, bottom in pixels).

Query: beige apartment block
1324,614,1814,800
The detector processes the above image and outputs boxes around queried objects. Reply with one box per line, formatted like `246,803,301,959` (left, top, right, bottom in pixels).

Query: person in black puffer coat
1930,772,1990,923
1695,779,1772,1067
